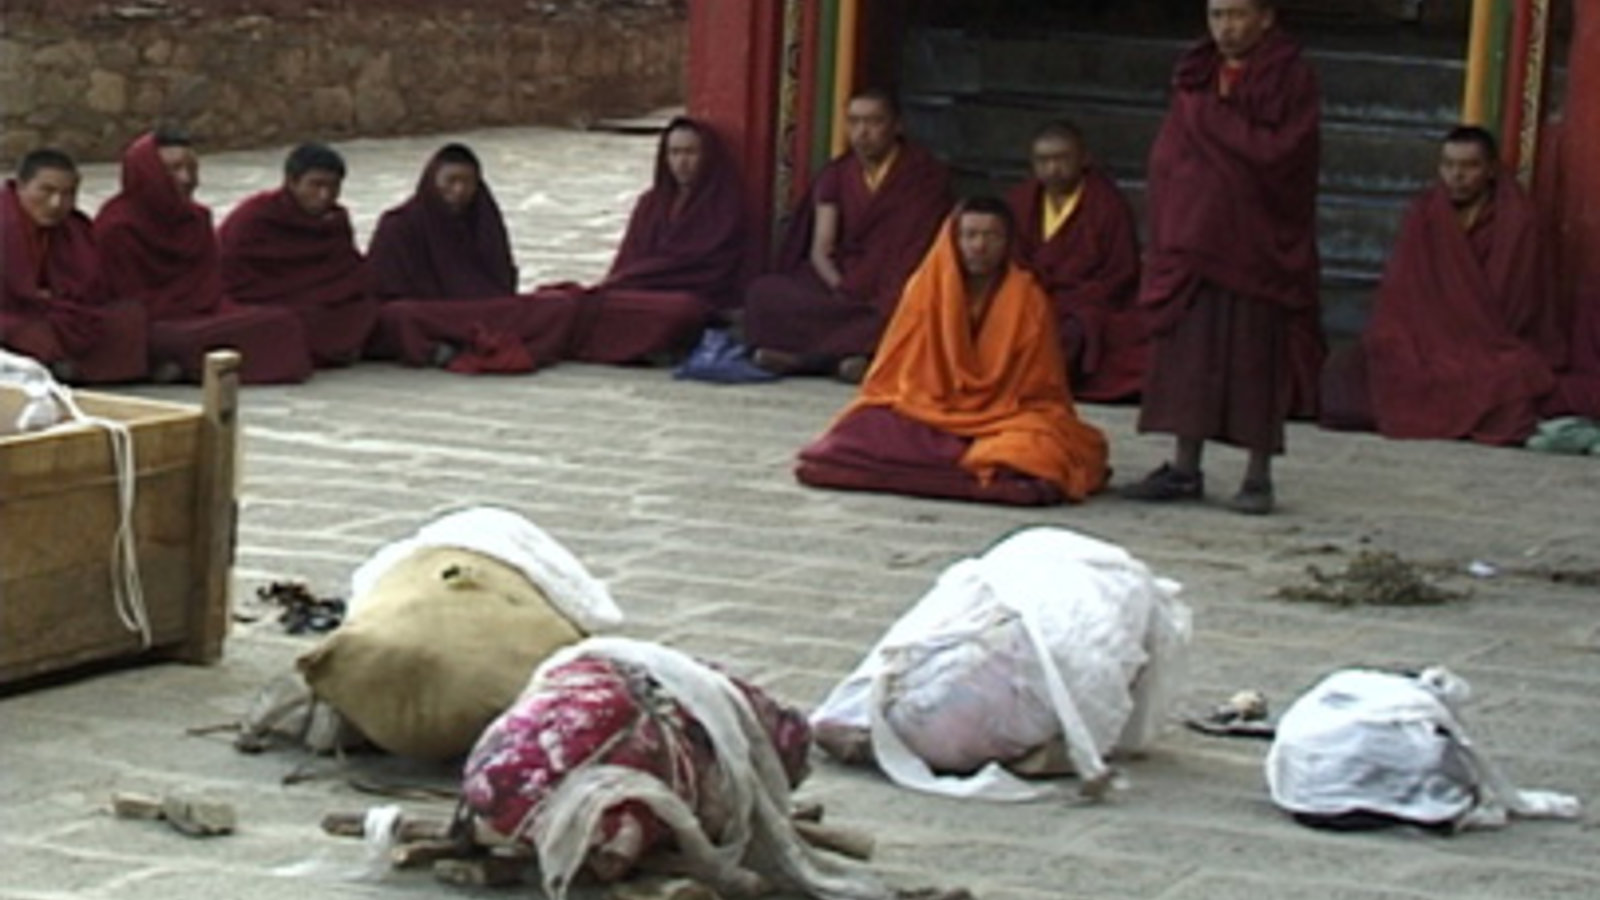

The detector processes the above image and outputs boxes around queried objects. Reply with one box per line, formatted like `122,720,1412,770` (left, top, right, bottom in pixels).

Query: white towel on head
349,506,622,632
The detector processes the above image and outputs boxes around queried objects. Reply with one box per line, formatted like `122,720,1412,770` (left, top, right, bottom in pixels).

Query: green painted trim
813,0,840,172
1482,0,1513,142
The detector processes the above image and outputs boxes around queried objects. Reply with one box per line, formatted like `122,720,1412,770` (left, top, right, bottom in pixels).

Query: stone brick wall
0,0,687,165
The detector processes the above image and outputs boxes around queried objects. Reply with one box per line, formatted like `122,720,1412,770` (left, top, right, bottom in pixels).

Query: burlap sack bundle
298,545,585,760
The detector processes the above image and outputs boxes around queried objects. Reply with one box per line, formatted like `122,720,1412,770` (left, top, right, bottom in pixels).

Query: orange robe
797,219,1109,505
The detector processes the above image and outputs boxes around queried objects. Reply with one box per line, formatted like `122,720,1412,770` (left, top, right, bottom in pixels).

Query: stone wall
0,0,687,165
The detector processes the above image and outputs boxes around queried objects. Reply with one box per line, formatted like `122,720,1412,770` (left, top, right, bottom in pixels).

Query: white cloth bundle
812,526,1192,801
1266,667,1582,831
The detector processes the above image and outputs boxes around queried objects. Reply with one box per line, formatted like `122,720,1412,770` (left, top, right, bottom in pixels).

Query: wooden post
1463,0,1495,124
174,350,239,664
687,0,784,264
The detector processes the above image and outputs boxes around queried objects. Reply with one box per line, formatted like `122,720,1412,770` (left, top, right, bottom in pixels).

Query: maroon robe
218,187,376,367
743,140,952,359
534,118,747,364
1007,169,1146,402
365,149,571,370
1363,178,1562,445
1,182,146,382
1136,29,1322,452
97,134,313,384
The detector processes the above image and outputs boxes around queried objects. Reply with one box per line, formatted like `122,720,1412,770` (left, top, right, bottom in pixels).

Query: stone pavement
3,126,1599,900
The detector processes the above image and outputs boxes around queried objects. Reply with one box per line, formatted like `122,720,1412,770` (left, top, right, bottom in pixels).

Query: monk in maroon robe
744,89,952,382
1122,0,1321,515
1360,127,1563,445
97,132,313,385
528,117,746,364
1006,121,1146,402
218,142,377,367
1,149,146,383
365,143,573,372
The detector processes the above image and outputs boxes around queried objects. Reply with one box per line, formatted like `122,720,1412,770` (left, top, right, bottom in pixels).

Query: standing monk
1122,0,1321,515
1361,127,1563,445
1006,121,1145,402
1,149,146,383
796,197,1109,507
744,89,952,383
528,117,747,364
218,143,377,367
365,144,573,373
97,130,313,384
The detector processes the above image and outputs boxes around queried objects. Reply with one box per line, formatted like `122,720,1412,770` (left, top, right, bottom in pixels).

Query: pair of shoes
1228,479,1275,515
835,355,870,384
752,347,804,376
1119,463,1204,502
429,342,459,369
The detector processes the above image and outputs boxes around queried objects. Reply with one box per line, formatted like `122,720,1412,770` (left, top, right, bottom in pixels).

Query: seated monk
364,143,574,373
218,143,377,367
1354,126,1564,445
96,130,313,384
2,148,146,383
527,117,747,365
796,197,1110,506
744,88,952,382
1006,121,1145,402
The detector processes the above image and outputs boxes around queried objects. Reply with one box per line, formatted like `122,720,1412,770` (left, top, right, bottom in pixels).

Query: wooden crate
0,351,239,687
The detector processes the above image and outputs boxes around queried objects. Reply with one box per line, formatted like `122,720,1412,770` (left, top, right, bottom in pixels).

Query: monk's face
1030,134,1087,197
158,144,200,201
1208,0,1274,61
846,97,899,165
433,161,480,214
664,126,704,189
17,166,79,228
287,169,343,218
1439,140,1495,208
955,211,1011,281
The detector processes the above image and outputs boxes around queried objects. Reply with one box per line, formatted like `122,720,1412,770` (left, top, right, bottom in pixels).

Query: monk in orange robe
1006,121,1146,402
1,148,147,383
796,197,1110,506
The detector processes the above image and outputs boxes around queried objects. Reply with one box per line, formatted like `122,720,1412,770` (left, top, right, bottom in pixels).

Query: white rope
26,363,151,648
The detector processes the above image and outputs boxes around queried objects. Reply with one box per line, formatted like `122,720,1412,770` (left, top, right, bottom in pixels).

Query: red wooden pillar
688,0,785,267
1557,4,1600,362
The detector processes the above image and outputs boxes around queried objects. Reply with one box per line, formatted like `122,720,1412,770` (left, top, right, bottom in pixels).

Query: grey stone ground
4,127,1599,900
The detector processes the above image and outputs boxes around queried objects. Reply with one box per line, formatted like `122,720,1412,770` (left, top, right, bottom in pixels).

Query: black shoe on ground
1119,463,1204,502
1227,479,1275,515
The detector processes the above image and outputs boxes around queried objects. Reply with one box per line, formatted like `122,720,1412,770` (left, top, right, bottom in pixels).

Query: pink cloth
462,654,810,883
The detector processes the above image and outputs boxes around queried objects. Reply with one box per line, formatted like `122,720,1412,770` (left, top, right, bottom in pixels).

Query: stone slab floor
2,126,1598,900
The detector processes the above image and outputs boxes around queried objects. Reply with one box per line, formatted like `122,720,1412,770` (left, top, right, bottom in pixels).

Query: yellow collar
862,146,900,193
1042,182,1085,241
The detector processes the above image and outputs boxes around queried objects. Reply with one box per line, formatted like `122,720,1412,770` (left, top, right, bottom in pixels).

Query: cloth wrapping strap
349,506,621,632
